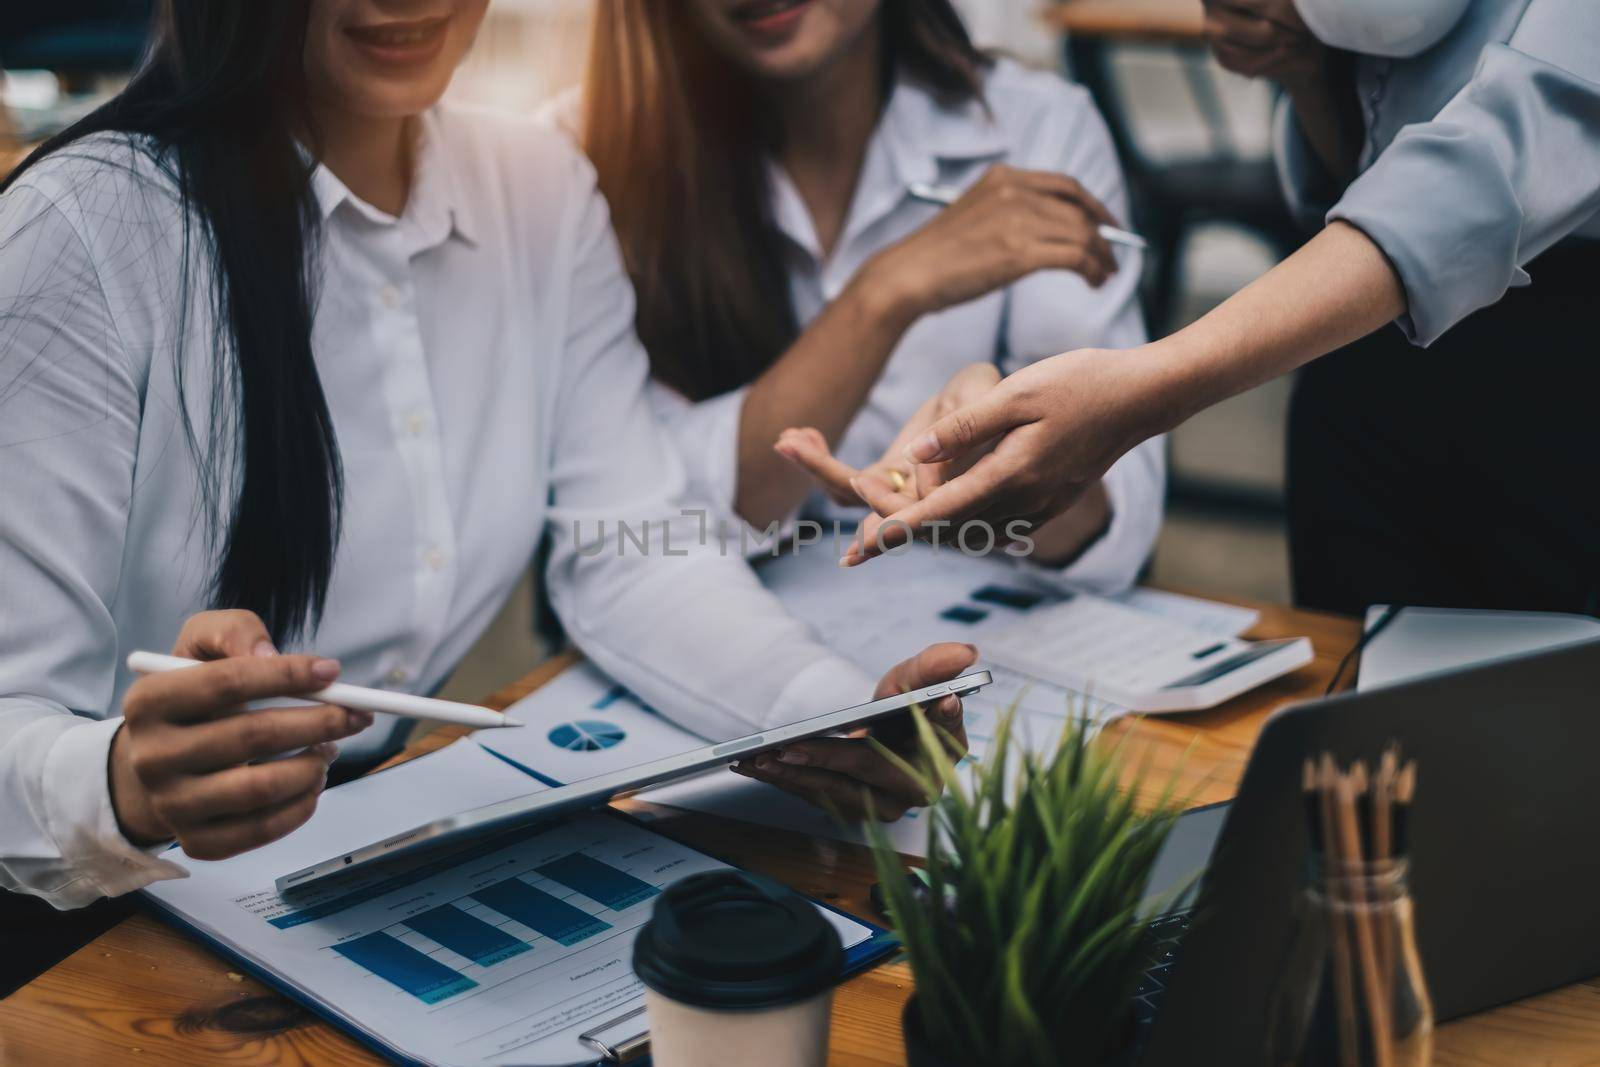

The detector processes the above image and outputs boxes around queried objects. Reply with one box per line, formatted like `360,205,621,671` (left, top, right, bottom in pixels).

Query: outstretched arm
841,221,1405,563
732,165,1120,529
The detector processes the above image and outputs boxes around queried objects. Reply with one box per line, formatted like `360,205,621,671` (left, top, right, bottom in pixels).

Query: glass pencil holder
1267,856,1434,1067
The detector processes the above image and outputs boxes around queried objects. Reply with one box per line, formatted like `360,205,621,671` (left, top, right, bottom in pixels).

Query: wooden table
4,597,1598,1065
1041,0,1205,44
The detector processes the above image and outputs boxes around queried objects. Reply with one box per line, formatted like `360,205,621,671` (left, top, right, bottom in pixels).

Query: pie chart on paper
547,720,627,753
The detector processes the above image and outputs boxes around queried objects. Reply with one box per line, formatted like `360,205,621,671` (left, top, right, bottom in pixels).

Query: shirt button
387,667,409,685
403,412,426,436
423,546,446,571
379,285,400,309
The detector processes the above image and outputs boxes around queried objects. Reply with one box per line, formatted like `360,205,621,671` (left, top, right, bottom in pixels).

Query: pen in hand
908,180,1149,250
125,651,523,730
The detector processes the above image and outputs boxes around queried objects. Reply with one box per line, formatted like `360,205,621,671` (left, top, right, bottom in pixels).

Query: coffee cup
633,869,844,1067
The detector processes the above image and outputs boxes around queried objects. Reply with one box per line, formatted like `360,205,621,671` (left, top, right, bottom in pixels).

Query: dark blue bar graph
471,878,610,946
403,904,530,967
536,852,660,911
332,931,477,1004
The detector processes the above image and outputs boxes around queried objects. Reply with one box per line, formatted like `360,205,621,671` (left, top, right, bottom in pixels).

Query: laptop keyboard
1132,909,1193,1026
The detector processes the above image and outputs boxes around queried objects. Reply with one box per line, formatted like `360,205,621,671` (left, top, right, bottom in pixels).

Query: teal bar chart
315,840,665,1006
332,932,478,1004
536,852,660,911
402,904,531,967
471,878,612,946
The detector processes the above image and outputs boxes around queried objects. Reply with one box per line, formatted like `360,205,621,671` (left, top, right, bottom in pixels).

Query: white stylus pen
907,180,1149,250
125,651,523,729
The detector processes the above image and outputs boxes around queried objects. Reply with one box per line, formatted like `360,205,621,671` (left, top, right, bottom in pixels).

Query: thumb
173,609,276,661
903,387,1020,464
875,642,980,700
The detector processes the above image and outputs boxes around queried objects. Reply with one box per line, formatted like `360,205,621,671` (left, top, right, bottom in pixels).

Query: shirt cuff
1013,441,1163,596
765,656,878,730
1329,144,1531,347
41,716,187,903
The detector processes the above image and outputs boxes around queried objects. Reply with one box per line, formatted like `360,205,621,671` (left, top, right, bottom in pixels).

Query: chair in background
1045,0,1306,338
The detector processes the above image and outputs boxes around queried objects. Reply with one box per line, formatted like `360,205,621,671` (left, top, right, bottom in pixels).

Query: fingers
844,452,1018,565
1017,169,1117,226
177,785,325,862
1204,6,1281,49
732,758,915,822
874,642,980,699
1208,0,1307,34
172,610,276,662
1024,193,1118,285
775,427,864,506
870,694,971,769
136,703,371,777
154,746,334,825
850,470,916,517
124,654,343,725
903,386,1022,465
768,739,925,801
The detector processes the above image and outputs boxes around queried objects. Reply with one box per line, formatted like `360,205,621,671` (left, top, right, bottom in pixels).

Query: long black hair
2,0,342,645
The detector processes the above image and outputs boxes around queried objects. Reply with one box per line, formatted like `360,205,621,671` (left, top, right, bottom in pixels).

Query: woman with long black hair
573,0,1166,597
0,0,973,938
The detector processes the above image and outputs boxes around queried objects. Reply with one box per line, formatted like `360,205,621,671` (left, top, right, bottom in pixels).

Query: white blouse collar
306,108,480,249
767,69,1009,259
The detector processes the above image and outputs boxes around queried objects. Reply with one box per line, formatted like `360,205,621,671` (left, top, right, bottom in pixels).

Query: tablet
276,671,993,892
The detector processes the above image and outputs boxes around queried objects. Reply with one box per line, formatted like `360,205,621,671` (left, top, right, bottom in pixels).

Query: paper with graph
143,740,872,1067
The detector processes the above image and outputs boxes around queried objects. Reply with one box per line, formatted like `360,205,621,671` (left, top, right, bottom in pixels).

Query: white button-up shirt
0,106,876,907
641,60,1166,593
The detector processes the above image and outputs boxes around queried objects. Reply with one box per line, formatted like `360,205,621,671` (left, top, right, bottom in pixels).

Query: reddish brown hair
582,1,988,400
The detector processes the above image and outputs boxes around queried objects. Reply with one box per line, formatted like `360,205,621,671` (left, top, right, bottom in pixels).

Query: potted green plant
865,705,1192,1067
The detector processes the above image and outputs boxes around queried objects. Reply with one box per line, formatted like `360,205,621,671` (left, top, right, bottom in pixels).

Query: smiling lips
728,0,813,36
344,16,450,64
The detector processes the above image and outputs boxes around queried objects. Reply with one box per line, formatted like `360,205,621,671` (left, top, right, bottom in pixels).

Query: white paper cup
633,870,844,1067
644,986,832,1067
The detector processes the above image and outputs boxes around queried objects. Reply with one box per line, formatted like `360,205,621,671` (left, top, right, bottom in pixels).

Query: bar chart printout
471,878,612,947
332,932,477,1004
537,852,661,910
402,904,531,967
142,743,886,1066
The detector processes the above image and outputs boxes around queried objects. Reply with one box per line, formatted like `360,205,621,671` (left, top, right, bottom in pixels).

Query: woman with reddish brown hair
569,0,1166,588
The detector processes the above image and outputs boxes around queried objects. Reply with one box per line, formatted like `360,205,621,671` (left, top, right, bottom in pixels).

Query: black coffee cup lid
633,869,844,1010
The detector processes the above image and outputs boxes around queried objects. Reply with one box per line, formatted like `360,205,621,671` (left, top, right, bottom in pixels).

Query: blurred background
1,0,1301,700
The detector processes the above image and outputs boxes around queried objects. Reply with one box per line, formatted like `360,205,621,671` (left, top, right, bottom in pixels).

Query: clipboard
141,805,899,1067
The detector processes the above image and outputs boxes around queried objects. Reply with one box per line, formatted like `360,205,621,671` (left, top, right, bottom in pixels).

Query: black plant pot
902,997,1137,1067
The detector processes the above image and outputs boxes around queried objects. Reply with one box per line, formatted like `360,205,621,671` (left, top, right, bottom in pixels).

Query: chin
738,42,836,82
341,76,453,121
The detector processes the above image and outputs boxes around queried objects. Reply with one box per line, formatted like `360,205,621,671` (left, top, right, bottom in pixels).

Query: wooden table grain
1040,0,1206,44
5,596,1598,1065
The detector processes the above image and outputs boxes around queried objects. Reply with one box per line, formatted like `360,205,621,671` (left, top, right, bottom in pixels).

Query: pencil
1334,765,1394,1067
1373,746,1399,995
1319,754,1361,1067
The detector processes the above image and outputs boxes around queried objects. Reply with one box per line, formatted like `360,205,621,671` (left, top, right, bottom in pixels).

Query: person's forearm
735,263,921,528
1144,221,1406,431
1281,51,1362,183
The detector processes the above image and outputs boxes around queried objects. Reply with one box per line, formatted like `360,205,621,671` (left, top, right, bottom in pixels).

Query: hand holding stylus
109,610,374,858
